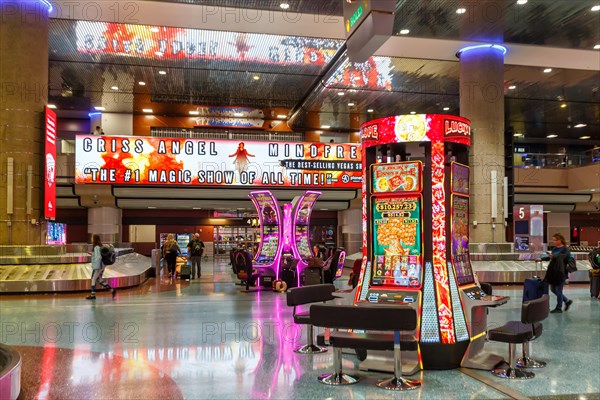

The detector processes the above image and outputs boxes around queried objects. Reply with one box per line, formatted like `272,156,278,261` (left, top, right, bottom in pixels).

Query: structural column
0,0,50,244
459,0,506,243
88,207,122,245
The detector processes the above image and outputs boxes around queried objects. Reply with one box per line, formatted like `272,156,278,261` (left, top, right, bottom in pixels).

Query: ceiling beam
376,36,600,71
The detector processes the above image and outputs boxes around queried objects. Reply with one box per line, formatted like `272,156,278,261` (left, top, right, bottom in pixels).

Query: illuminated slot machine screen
453,253,475,286
371,195,423,289
450,194,469,257
294,226,311,261
256,225,280,264
46,221,67,245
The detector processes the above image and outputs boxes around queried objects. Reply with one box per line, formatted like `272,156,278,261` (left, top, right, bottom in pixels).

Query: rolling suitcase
180,263,192,280
523,277,548,301
523,260,548,302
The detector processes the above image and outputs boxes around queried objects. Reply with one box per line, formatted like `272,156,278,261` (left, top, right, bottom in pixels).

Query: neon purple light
290,191,321,286
283,204,293,252
248,190,284,281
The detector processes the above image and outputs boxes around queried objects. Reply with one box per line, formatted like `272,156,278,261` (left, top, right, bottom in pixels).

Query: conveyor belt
0,252,152,293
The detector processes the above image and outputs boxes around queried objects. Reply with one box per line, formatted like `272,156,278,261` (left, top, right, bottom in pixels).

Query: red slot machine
354,114,509,371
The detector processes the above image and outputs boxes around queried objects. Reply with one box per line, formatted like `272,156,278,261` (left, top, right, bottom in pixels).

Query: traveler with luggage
86,234,116,300
538,233,573,313
187,233,205,279
163,234,181,279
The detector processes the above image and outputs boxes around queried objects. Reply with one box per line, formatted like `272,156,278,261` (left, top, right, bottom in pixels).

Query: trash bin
151,249,161,278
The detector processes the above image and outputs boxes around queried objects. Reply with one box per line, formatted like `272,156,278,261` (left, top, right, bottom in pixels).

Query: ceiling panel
393,0,600,50
148,0,344,15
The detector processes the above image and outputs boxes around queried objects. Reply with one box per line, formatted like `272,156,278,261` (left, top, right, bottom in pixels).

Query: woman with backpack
86,234,116,300
163,234,181,279
538,233,573,313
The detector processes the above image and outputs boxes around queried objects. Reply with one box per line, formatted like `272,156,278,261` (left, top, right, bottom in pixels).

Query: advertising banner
75,136,362,188
450,162,469,195
76,21,342,65
44,107,57,220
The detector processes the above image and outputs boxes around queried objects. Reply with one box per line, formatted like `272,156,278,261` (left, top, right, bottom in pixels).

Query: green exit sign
348,5,364,31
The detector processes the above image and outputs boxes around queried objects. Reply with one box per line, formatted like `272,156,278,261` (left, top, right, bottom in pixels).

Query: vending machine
354,114,508,370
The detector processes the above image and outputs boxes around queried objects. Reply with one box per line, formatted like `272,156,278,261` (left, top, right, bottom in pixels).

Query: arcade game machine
354,114,508,371
248,190,282,288
289,191,321,286
447,163,510,369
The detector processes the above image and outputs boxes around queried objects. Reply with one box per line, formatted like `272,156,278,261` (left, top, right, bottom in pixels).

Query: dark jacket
544,254,567,285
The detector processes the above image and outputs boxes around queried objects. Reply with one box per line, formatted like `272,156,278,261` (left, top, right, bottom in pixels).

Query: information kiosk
354,114,508,370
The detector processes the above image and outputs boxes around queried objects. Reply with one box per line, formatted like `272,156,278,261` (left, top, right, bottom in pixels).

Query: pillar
0,0,50,244
459,0,506,243
88,207,122,245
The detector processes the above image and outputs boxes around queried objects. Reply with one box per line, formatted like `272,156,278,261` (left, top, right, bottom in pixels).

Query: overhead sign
44,107,57,220
343,0,395,62
75,136,362,189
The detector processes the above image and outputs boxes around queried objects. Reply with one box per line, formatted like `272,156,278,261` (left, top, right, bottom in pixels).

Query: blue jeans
550,281,569,309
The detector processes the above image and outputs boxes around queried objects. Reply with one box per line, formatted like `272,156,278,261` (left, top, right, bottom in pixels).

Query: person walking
539,233,573,313
86,234,116,300
187,233,205,279
163,234,180,279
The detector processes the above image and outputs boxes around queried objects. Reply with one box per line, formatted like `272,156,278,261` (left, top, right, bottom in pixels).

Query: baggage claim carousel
0,245,153,293
0,243,594,294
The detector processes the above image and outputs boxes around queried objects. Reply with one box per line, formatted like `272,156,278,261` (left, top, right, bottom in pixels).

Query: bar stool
487,295,549,379
286,284,337,354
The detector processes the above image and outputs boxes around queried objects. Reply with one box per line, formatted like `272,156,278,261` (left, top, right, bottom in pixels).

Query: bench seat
317,332,418,351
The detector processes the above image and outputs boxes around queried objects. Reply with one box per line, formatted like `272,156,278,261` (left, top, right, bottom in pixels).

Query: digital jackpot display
372,161,422,193
451,162,469,195
372,196,422,288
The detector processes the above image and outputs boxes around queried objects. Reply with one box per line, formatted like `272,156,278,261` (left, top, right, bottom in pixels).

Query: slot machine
290,191,321,286
354,114,508,371
248,191,281,287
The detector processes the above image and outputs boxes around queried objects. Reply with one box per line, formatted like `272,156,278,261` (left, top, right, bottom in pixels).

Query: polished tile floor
1,258,599,400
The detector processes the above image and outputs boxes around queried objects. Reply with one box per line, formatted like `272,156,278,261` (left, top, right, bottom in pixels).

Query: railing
515,148,600,168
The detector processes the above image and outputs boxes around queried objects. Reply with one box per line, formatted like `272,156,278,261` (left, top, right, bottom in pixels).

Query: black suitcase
180,263,192,280
523,277,548,302
589,269,600,298
302,266,322,286
281,268,297,289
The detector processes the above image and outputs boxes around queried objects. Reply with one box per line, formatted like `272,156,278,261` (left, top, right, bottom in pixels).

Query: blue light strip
88,112,102,118
456,44,507,58
38,0,53,13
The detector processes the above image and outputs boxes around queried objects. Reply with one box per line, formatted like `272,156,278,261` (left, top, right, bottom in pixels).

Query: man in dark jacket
187,233,205,279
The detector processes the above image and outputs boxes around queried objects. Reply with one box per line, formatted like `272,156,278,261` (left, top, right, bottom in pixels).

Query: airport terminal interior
1,1,600,399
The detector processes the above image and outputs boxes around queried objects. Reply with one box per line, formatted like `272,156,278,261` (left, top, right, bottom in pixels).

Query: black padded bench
310,304,420,391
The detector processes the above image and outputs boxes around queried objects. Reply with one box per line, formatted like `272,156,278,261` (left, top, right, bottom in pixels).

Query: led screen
75,136,361,189
372,196,422,288
453,254,475,286
46,222,66,245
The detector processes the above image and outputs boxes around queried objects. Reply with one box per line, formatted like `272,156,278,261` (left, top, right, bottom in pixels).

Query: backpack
193,241,203,255
565,255,577,273
100,245,116,265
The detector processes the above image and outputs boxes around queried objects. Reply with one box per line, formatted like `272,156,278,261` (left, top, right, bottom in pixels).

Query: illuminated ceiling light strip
47,104,57,109
39,0,53,12
546,134,558,138
276,114,287,119
456,44,508,58
594,44,600,50
592,5,600,11
189,111,199,115
88,112,102,117
142,109,153,113
580,136,591,139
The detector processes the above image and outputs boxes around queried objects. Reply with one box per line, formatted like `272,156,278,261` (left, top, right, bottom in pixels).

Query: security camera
92,195,98,205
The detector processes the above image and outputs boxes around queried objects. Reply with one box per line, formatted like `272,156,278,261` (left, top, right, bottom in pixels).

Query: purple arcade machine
248,190,282,288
